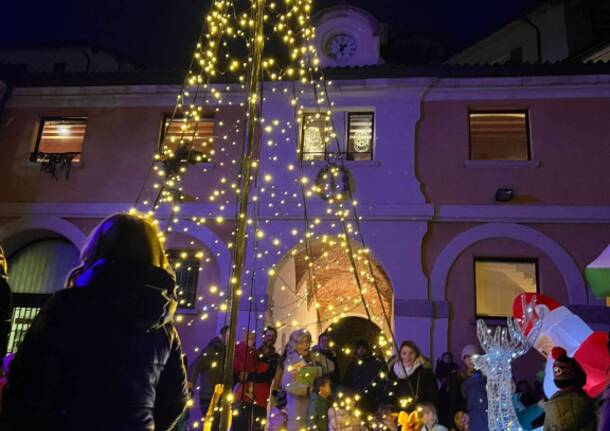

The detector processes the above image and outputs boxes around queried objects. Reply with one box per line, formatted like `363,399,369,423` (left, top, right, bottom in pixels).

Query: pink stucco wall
417,98,610,205
0,105,244,203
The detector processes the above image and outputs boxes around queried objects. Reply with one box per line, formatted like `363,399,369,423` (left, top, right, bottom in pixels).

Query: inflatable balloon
512,292,609,399
586,244,610,298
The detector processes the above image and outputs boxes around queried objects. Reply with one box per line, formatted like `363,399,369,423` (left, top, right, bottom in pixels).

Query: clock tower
313,6,384,68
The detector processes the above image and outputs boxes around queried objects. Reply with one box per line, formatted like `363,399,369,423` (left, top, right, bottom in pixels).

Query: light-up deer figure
473,296,544,431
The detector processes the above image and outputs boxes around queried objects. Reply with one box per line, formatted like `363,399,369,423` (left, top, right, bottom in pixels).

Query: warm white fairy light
132,1,404,427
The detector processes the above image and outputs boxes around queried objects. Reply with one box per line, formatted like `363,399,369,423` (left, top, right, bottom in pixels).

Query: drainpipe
81,47,91,73
524,17,542,62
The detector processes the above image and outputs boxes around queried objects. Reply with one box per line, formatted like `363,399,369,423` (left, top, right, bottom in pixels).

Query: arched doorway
266,240,393,353
324,316,382,380
6,234,80,352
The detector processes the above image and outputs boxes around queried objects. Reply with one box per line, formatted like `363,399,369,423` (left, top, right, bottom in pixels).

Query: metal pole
218,0,266,430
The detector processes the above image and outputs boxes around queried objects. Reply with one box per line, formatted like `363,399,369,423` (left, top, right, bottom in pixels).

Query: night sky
1,0,542,68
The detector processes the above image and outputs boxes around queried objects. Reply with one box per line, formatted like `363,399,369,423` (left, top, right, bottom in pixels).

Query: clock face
324,34,358,62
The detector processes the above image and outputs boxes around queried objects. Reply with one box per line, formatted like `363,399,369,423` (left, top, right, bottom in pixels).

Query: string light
132,1,407,428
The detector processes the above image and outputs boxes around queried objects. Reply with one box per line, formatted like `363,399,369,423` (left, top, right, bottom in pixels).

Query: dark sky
0,0,542,68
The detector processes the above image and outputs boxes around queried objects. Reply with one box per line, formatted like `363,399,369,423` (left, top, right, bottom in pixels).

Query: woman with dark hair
1,212,189,430
386,340,438,412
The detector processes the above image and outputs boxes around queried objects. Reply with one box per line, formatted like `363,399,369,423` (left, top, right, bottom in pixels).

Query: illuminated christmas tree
135,1,398,429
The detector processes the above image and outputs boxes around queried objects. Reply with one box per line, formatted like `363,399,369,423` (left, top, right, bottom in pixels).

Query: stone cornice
2,202,610,223
7,74,610,108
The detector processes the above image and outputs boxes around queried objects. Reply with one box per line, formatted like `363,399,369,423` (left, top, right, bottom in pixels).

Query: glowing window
33,117,87,163
347,112,374,161
469,112,530,161
299,113,328,161
299,111,374,161
159,116,215,162
475,259,538,317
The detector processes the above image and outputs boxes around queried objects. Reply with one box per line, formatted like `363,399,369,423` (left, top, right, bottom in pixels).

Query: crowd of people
0,213,605,431
189,325,608,431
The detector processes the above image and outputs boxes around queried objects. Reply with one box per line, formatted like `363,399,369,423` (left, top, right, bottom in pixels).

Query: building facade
1,5,609,406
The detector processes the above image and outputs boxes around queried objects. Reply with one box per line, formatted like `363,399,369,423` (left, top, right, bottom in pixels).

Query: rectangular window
299,112,328,161
474,259,538,318
299,111,374,161
8,306,41,353
347,112,374,161
168,250,201,310
33,117,87,163
8,293,51,353
159,116,215,162
469,111,530,161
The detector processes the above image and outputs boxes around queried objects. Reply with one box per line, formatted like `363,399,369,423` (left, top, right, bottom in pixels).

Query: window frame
32,116,88,164
8,293,52,353
167,249,201,312
158,114,215,159
298,110,375,162
468,110,531,162
346,111,375,161
473,257,539,319
298,111,330,161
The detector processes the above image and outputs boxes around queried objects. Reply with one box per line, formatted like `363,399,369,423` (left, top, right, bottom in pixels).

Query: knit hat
551,346,586,389
461,344,482,359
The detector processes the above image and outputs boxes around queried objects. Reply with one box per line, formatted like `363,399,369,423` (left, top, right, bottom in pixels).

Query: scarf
393,356,424,379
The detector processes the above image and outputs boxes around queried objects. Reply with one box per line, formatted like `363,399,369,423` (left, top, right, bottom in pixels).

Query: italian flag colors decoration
586,244,610,298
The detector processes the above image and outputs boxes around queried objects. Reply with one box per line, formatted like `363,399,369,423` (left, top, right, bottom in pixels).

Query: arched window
7,238,80,352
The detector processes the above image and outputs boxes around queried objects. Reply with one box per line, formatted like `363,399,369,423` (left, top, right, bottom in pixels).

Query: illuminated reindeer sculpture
473,296,544,431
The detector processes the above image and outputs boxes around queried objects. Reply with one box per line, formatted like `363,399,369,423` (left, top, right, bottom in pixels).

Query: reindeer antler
476,320,493,353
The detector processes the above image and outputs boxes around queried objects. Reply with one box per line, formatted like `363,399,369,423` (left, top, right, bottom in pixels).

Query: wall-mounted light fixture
495,188,514,202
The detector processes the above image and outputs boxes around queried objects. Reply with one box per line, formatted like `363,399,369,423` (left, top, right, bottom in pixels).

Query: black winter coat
385,360,439,411
1,259,189,431
188,335,226,400
344,354,387,412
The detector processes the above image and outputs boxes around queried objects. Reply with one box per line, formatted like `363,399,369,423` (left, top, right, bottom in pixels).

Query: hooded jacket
1,259,189,431
344,353,387,412
188,335,226,401
543,387,596,431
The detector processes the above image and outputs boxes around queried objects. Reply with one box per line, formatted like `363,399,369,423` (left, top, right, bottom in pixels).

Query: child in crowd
543,347,596,430
419,402,448,431
306,376,333,430
328,388,366,431
451,411,469,431
376,404,399,431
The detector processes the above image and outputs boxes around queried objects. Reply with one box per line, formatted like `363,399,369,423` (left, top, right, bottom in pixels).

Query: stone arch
430,223,587,304
266,238,394,345
172,221,232,292
0,216,87,254
174,221,232,334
